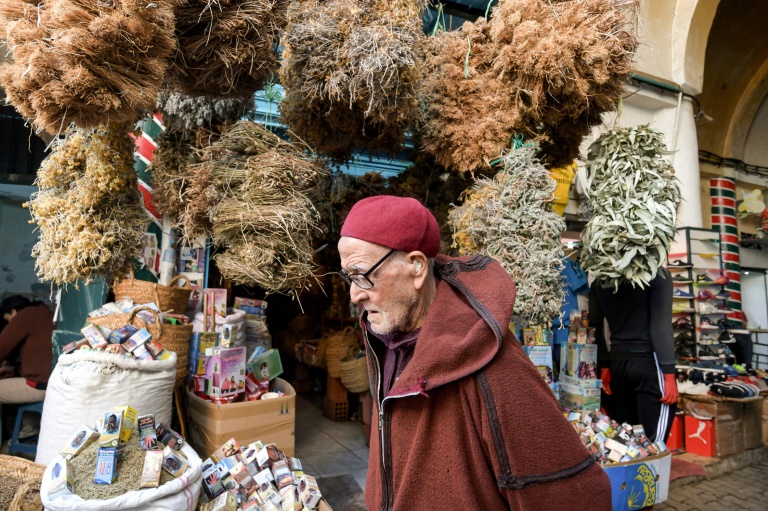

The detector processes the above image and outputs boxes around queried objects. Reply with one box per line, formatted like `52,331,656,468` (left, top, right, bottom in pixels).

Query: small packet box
208,347,247,398
99,409,124,448
123,328,152,352
48,459,74,500
246,349,283,382
202,458,226,499
95,447,119,484
62,338,91,354
162,445,188,477
280,485,301,511
138,414,158,449
299,475,322,510
156,423,184,450
221,324,239,348
210,491,239,511
116,405,138,444
132,343,154,361
61,424,98,459
256,444,282,470
81,324,108,349
104,344,128,355
272,459,294,489
212,438,243,463
140,449,164,489
108,324,139,344
146,339,166,358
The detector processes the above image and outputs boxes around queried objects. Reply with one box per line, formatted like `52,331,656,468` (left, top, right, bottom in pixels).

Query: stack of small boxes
566,409,668,464
200,438,323,511
49,406,188,501
517,324,557,394
557,310,601,411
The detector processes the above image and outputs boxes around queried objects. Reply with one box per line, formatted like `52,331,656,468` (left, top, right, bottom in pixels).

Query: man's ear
406,251,429,289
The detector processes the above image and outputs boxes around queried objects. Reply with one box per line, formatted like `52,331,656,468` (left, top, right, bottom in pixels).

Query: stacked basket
325,327,360,379
0,455,46,511
113,273,192,314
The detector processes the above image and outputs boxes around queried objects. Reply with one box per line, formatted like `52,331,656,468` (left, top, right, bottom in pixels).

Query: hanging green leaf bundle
580,125,681,290
449,145,565,325
279,0,425,161
420,0,637,173
25,126,150,284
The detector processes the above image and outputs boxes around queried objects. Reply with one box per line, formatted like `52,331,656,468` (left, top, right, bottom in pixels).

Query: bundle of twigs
25,125,150,284
189,120,327,296
421,0,637,172
167,0,287,98
449,145,565,325
156,90,254,132
279,0,426,161
0,0,176,134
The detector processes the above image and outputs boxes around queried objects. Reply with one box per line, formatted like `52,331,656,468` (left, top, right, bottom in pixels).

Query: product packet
140,449,164,488
123,328,152,352
280,485,299,511
61,424,98,459
221,324,239,348
162,445,188,477
202,458,226,499
94,447,119,484
104,344,128,355
115,405,138,443
271,459,294,489
298,475,322,510
99,410,124,447
242,441,264,465
256,444,282,470
209,491,238,511
138,414,158,449
208,347,246,398
211,437,243,463
146,339,167,358
48,459,74,499
108,325,139,344
246,349,283,382
62,338,91,354
81,324,108,349
132,343,154,361
156,422,184,450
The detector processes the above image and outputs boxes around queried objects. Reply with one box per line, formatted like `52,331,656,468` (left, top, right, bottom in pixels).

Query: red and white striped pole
710,178,743,325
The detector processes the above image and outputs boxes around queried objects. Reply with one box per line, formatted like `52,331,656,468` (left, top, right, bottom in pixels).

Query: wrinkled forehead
338,236,390,271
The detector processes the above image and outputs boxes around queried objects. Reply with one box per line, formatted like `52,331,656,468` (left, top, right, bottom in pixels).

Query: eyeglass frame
338,248,396,290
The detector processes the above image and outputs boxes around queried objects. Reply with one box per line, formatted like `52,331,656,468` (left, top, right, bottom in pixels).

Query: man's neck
406,278,437,332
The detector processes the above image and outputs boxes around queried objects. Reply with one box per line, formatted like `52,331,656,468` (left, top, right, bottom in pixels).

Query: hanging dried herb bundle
167,0,287,98
26,125,150,284
0,0,176,134
580,125,680,290
449,145,565,325
421,0,637,173
156,90,254,132
279,0,425,161
189,120,328,296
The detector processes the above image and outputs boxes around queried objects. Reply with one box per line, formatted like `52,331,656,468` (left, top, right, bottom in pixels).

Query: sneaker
675,332,695,345
673,289,695,299
715,290,731,300
699,317,719,330
676,344,696,358
672,274,693,284
699,334,718,345
695,274,715,285
717,318,734,330
710,272,730,285
672,306,695,314
718,331,736,344
696,290,717,301
731,363,747,375
669,260,693,269
673,317,692,329
715,303,732,313
698,302,719,314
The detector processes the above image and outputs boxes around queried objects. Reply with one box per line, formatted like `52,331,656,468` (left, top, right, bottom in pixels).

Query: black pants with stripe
610,353,676,443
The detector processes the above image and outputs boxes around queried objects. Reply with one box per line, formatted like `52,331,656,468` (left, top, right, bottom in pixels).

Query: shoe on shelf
675,332,695,345
699,317,719,330
676,344,696,358
695,274,715,285
731,363,747,375
717,318,734,330
710,272,730,285
718,331,736,344
715,290,731,300
698,302,720,314
673,306,695,314
673,317,692,329
672,274,693,284
715,303,732,313
699,334,718,345
696,290,717,301
669,260,693,269
673,289,695,299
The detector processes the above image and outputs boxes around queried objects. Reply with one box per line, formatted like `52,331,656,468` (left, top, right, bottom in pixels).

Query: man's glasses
338,249,395,290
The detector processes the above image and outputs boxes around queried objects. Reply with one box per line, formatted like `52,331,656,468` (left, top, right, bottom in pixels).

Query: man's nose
349,283,367,304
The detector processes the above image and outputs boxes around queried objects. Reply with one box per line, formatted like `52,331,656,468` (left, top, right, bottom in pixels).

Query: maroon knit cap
340,196,440,257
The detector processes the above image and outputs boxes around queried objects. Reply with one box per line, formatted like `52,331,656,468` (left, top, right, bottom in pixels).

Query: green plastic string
430,3,446,36
485,0,493,20
464,35,472,79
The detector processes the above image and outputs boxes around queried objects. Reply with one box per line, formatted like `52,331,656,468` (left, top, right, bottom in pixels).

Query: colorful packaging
94,447,119,484
138,414,158,449
209,491,238,511
188,332,220,385
565,343,598,379
230,461,253,488
202,458,226,499
242,441,264,465
48,459,74,500
244,372,270,400
234,297,267,318
131,343,154,361
156,423,184,450
208,347,247,398
246,349,283,382
256,444,282,470
280,485,299,511
259,487,282,508
62,338,91,354
298,475,322,510
104,344,128,355
271,459,294,489
212,438,243,464
523,346,554,385
221,324,239,348
203,288,228,327
162,445,188,477
81,323,108,350
146,339,166,358
140,450,164,489
99,410,124,447
61,424,98,459
108,324,139,344
123,328,152,352
115,405,138,444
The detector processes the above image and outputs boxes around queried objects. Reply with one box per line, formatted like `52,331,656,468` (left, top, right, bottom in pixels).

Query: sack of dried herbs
579,125,681,290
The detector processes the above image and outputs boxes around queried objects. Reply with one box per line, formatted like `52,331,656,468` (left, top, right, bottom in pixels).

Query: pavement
655,460,768,510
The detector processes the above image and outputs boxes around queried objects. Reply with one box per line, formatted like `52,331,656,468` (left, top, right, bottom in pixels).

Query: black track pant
610,352,676,443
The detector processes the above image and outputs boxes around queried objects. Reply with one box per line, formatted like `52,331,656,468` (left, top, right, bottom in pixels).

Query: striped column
710,178,743,326
130,113,165,227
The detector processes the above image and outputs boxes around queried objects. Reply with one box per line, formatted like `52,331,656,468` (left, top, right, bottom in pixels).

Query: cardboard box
557,373,601,389
743,397,763,450
684,397,744,457
565,343,598,379
684,415,716,457
523,346,554,385
558,382,601,412
188,378,296,457
604,451,671,511
666,413,684,451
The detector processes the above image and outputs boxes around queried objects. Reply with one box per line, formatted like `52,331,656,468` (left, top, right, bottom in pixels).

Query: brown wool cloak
363,255,612,510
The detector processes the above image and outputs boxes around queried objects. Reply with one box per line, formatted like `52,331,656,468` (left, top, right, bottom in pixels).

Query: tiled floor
294,395,370,491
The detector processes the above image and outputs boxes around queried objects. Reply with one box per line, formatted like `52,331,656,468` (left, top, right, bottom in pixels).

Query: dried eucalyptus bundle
449,145,565,325
156,90,254,132
0,0,176,134
580,125,680,290
421,0,637,172
167,0,287,98
26,125,150,284
279,0,425,161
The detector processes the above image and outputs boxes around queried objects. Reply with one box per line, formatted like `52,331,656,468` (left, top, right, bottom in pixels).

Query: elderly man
338,196,611,511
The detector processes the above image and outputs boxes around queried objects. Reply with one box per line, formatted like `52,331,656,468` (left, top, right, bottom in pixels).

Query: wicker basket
0,455,45,511
340,352,370,393
89,307,193,386
325,328,360,378
113,272,192,313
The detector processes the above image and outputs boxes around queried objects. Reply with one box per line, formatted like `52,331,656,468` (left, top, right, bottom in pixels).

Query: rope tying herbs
580,125,681,290
449,145,565,325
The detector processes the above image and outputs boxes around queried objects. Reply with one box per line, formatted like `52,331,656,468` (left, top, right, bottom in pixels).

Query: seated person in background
0,295,54,404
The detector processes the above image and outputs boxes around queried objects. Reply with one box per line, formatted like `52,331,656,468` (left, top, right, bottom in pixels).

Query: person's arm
0,315,29,364
650,270,678,405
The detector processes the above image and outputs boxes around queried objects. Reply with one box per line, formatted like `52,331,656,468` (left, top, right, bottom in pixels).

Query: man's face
3,310,16,322
338,237,420,335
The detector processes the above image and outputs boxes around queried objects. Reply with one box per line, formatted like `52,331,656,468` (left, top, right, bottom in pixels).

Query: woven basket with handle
89,306,193,386
325,327,360,378
113,272,192,314
0,455,45,511
340,350,370,393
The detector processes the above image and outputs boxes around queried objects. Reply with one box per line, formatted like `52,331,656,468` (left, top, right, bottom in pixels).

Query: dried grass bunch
421,0,637,172
188,120,328,296
156,90,254,132
0,0,176,134
449,145,565,325
580,125,680,290
26,125,150,284
167,0,287,98
279,0,426,161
